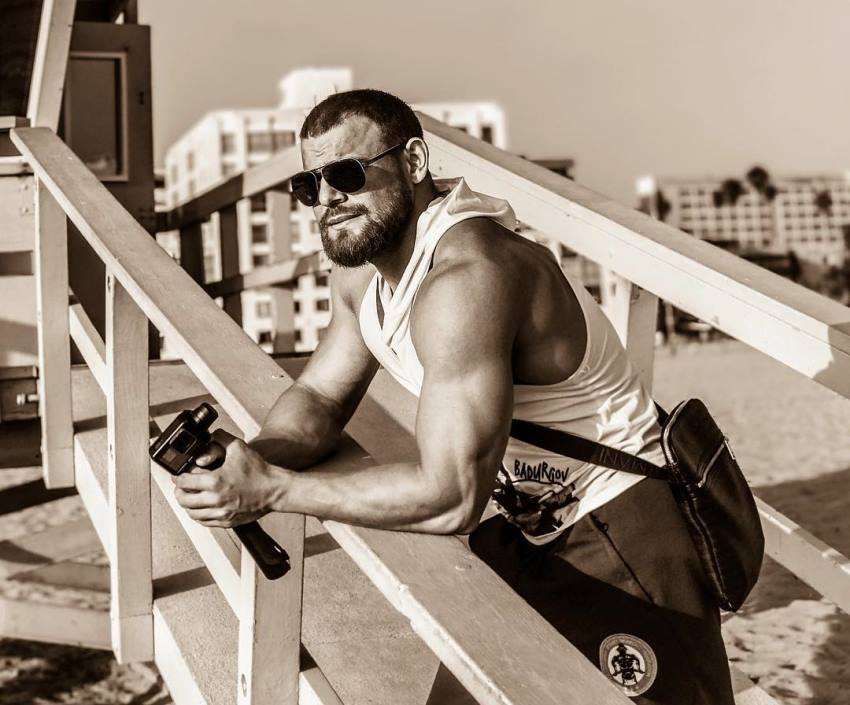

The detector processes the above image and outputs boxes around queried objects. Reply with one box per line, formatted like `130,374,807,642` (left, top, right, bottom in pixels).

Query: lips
325,213,360,227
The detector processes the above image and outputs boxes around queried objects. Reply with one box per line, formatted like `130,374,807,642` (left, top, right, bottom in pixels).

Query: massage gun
149,403,290,580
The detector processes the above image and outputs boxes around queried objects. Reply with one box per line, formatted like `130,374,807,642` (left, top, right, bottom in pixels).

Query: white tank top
359,177,665,544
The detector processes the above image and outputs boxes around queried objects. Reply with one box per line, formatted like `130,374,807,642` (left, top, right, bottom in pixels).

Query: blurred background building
159,67,509,353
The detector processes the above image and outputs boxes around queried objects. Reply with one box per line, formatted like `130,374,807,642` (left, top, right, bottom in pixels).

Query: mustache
319,206,369,230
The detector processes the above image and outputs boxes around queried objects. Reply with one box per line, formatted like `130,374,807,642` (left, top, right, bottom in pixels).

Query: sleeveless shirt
359,177,665,544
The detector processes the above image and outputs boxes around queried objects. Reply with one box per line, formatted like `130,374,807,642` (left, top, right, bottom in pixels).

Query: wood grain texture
106,273,153,662
34,179,74,487
238,513,305,705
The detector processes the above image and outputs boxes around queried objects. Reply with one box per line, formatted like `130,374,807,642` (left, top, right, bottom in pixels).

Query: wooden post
219,205,243,325
27,0,76,130
237,513,305,705
267,190,296,352
600,267,659,391
179,221,205,284
34,179,74,488
105,272,153,663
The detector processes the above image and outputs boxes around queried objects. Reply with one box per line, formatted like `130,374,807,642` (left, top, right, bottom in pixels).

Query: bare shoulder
411,220,524,361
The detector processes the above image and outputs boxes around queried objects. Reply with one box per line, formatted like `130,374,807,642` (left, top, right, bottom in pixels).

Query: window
186,151,194,171
315,272,329,287
247,132,273,152
316,298,330,312
294,300,301,313
222,161,239,177
273,130,296,151
256,301,271,318
481,125,494,144
251,225,266,243
257,331,273,345
250,193,266,213
294,329,303,344
252,253,270,267
221,134,236,155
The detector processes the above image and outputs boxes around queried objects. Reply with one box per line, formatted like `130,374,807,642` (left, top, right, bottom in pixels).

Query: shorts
463,478,735,704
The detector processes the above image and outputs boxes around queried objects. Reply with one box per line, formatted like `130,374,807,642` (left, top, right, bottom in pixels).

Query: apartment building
162,68,508,353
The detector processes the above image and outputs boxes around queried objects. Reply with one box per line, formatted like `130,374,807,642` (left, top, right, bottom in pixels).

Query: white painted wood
298,667,344,705
13,560,110,592
0,597,110,649
27,0,76,130
74,439,112,556
237,513,305,705
152,606,212,705
106,272,153,662
150,462,242,614
0,517,99,579
34,179,74,487
757,497,850,614
420,114,850,402
69,300,107,393
15,127,292,438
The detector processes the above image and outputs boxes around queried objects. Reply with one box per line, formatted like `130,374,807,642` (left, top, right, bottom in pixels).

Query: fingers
174,471,218,491
173,487,219,509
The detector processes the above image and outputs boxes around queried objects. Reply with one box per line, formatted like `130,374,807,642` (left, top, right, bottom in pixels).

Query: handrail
421,113,850,400
13,125,633,704
150,116,850,621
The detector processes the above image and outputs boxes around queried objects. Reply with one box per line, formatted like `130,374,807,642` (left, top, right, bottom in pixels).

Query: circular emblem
599,633,657,697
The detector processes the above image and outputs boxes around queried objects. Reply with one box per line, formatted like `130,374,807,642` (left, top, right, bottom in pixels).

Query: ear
404,137,430,184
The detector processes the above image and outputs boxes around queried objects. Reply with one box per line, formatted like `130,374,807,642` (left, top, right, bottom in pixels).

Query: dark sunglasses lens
324,159,367,193
291,172,318,206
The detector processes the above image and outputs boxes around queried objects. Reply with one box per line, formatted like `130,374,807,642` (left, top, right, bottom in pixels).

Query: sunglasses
290,142,406,207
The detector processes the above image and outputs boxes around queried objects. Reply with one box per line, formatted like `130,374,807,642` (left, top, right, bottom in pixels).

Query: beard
318,184,414,268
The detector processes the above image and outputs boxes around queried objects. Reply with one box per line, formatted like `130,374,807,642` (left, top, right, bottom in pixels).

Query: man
173,89,734,704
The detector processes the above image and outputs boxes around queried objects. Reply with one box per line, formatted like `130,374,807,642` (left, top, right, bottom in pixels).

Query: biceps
416,357,513,500
298,309,379,423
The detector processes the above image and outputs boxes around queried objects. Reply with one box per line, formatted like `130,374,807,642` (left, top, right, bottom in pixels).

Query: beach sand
1,339,848,704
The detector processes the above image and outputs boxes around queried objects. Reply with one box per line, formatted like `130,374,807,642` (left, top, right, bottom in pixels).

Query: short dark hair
299,89,423,146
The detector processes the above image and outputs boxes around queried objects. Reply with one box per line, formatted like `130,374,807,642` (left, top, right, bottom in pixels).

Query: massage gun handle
204,451,291,581
233,523,291,580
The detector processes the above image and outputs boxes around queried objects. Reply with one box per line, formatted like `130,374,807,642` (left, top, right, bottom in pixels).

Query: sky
139,0,850,205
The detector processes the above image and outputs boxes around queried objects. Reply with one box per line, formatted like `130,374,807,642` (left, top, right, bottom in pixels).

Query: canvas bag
506,399,765,612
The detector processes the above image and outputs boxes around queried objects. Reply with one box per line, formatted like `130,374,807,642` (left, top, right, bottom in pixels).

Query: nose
317,176,346,208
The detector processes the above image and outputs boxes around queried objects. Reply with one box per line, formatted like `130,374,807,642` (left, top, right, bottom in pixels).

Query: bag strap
509,402,670,482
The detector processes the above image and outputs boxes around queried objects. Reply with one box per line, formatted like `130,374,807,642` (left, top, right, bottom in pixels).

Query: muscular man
173,89,734,704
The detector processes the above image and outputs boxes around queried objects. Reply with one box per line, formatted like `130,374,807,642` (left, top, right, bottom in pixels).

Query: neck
370,180,440,291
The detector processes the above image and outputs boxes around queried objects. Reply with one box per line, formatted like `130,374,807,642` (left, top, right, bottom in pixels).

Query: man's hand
172,429,286,528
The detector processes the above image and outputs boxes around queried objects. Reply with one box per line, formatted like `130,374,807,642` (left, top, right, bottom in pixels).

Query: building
638,171,850,268
162,68,508,353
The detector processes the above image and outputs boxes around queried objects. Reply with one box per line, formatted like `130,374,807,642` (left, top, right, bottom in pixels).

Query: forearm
248,382,344,470
270,461,475,534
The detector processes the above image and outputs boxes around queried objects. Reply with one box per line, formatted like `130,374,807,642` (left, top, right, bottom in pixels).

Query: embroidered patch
599,633,658,697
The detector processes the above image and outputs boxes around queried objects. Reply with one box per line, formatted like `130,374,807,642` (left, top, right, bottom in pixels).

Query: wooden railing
10,124,635,705
155,114,850,629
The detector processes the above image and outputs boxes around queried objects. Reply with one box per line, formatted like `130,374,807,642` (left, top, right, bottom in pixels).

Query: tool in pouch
505,399,764,612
